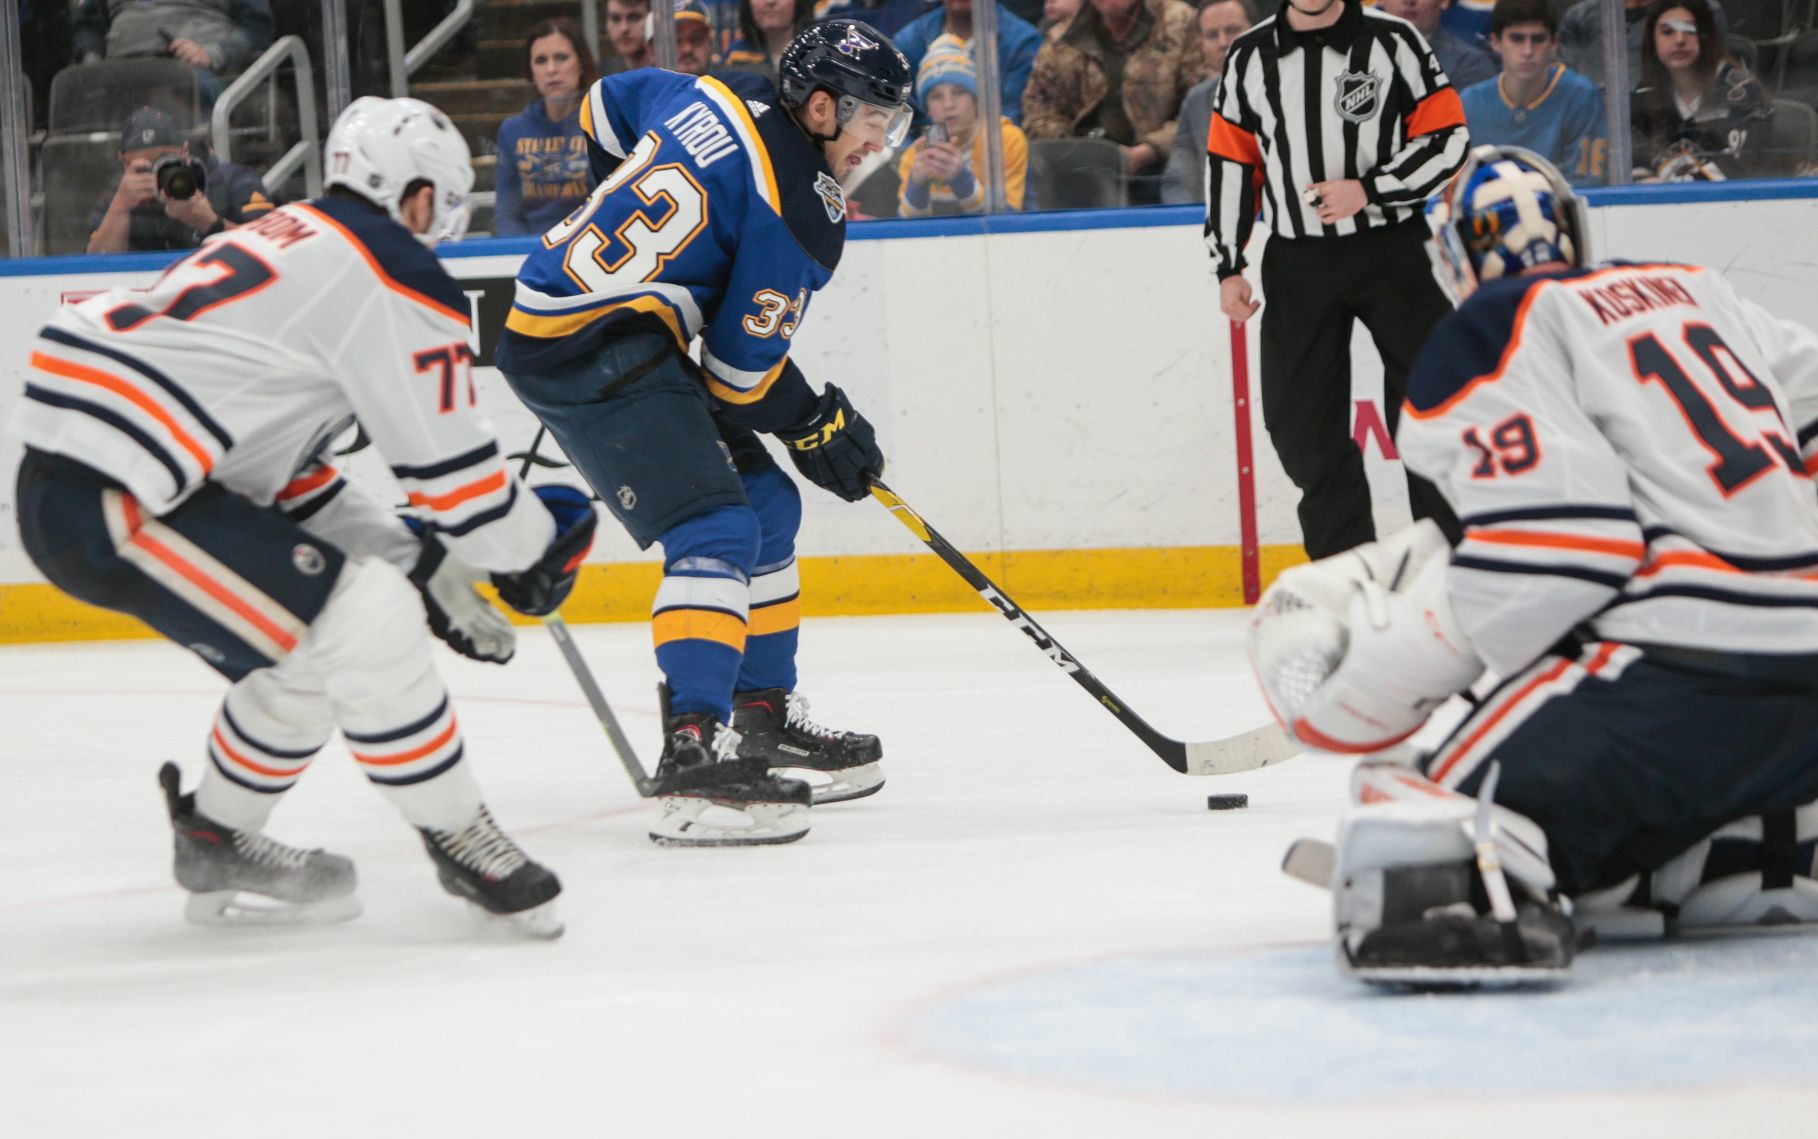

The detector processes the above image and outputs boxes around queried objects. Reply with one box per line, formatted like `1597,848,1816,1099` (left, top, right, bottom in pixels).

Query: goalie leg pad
1334,772,1572,988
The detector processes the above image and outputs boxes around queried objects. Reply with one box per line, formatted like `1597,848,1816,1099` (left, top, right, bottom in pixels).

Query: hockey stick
868,480,1298,776
513,427,658,797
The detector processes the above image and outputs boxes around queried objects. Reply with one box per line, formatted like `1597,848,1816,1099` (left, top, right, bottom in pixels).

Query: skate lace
709,722,744,763
232,829,314,871
783,693,842,741
432,807,527,879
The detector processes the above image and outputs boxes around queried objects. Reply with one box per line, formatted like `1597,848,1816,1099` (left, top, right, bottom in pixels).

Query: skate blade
1348,963,1569,990
649,797,811,847
184,890,361,928
462,897,565,941
772,762,885,805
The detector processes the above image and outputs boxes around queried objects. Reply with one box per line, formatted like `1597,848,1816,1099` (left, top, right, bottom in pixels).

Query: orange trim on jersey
1636,549,1818,582
1806,452,1818,475
119,496,300,654
31,351,216,474
703,356,788,406
277,465,339,502
406,469,508,513
652,608,748,651
211,725,306,779
1406,87,1466,138
290,202,470,326
1206,115,1262,167
1467,528,1646,561
748,595,801,637
701,75,781,213
1429,643,1620,784
351,716,460,767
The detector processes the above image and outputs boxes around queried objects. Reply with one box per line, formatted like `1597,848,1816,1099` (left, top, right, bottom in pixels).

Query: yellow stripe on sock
747,596,801,637
651,608,748,652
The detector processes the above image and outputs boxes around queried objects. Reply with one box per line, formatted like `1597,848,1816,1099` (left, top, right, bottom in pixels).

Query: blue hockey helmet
1426,145,1589,304
778,19,914,149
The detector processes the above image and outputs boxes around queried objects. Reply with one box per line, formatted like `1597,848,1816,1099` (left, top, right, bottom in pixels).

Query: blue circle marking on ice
906,935,1818,1103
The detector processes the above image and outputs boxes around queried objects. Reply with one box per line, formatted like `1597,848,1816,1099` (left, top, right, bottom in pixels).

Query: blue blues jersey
1459,65,1608,189
497,69,847,430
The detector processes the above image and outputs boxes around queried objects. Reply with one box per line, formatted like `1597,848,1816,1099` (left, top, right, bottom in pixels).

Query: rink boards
1,188,1816,642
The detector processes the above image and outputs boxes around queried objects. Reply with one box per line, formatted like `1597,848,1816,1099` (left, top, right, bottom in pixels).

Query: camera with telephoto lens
153,154,207,200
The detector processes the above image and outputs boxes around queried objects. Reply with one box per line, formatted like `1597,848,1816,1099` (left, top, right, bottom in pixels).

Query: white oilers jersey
9,197,554,573
1403,262,1818,674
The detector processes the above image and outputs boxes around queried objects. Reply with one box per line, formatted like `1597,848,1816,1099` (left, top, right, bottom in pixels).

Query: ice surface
3,611,1814,1137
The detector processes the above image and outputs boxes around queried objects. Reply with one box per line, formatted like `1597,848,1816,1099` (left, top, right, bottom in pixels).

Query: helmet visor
839,95,913,149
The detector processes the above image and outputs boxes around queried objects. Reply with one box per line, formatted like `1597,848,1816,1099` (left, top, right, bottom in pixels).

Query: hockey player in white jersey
7,97,597,937
1250,145,1818,986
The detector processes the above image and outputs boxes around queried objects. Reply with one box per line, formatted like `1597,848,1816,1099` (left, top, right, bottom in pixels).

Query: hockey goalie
1249,145,1818,988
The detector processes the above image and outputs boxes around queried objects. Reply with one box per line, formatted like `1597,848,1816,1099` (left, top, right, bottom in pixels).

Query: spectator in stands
648,0,716,76
1042,0,1082,36
1161,0,1255,204
494,17,597,237
1022,0,1205,187
898,34,1030,214
1459,0,1607,187
87,108,273,253
72,0,275,105
893,0,1045,126
1559,0,1727,88
1379,0,1495,90
1631,0,1769,180
603,0,654,73
722,0,813,80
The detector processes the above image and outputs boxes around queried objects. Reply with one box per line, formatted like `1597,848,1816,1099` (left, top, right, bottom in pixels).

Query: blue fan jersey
496,69,847,428
1458,65,1609,189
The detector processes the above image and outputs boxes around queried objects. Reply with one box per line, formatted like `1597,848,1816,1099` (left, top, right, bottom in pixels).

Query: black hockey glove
778,384,884,502
408,534,517,665
492,485,598,617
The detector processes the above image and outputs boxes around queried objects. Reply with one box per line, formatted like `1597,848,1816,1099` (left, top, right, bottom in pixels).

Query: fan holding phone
898,35,1028,217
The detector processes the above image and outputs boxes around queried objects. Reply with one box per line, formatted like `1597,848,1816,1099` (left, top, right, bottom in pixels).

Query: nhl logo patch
1333,70,1385,123
292,543,326,576
814,171,847,223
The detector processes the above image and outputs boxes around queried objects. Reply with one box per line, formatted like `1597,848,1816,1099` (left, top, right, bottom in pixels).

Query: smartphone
926,123,948,147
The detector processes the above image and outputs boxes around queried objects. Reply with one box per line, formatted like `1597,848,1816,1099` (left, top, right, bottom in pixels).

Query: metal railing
213,35,323,198
385,0,476,97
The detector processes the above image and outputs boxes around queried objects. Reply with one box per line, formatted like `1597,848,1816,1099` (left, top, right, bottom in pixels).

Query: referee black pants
1258,218,1461,559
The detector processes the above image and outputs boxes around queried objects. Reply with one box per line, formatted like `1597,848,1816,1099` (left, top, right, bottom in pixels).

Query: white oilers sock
195,653,335,832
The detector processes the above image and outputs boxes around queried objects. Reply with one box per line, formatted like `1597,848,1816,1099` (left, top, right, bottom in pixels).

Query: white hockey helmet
325,96,475,245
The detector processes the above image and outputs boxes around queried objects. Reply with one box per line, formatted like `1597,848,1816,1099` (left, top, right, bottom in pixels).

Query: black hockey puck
1206,793,1249,810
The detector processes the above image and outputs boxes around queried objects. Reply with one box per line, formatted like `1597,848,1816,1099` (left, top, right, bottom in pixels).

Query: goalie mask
1426,145,1588,305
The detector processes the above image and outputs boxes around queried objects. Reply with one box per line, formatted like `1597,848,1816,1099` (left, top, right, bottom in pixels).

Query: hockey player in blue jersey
495,20,914,847
1457,0,1607,189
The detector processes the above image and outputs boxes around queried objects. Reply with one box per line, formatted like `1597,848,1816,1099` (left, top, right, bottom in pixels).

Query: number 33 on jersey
496,68,847,418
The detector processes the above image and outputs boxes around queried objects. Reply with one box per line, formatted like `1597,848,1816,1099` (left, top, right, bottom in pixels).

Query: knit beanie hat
915,34,979,105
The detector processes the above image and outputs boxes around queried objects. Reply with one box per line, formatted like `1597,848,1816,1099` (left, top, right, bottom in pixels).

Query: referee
1205,0,1466,559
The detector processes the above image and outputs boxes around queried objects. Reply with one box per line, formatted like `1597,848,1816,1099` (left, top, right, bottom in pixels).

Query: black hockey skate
731,688,884,804
1345,863,1578,990
649,688,812,847
158,762,360,926
418,806,563,939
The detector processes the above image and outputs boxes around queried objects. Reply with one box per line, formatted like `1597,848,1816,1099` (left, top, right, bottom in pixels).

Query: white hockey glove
1250,520,1484,753
408,536,517,664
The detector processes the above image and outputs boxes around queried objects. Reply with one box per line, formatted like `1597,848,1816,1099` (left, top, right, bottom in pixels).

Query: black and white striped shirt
1203,0,1470,279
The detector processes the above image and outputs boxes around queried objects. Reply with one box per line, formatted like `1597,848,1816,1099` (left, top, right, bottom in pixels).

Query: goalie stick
514,427,658,797
868,480,1298,776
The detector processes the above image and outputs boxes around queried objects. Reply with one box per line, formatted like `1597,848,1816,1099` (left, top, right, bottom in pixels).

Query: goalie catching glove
491,485,598,617
1249,520,1484,753
777,384,884,502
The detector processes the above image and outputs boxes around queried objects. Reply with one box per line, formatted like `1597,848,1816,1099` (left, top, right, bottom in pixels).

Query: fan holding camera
87,108,276,254
897,35,1028,217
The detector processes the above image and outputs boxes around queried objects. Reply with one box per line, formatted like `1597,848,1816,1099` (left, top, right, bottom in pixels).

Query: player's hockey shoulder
292,195,470,327
698,73,845,272
1407,274,1557,416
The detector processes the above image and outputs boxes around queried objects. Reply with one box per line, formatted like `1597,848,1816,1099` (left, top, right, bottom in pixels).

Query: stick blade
1183,723,1300,775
